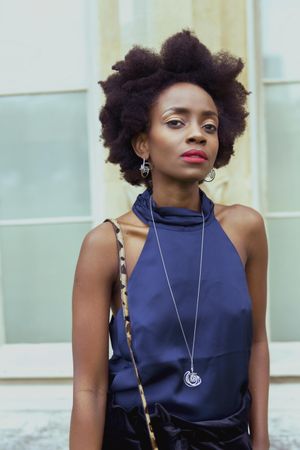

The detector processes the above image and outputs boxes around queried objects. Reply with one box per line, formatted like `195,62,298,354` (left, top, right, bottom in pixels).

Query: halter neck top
107,187,252,422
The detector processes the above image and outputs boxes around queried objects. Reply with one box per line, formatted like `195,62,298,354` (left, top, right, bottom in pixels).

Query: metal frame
248,0,300,377
0,0,102,378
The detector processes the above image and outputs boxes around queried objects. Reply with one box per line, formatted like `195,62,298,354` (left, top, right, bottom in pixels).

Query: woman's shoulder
213,202,266,266
83,220,117,248
84,209,147,248
79,219,122,275
116,210,148,228
214,202,265,232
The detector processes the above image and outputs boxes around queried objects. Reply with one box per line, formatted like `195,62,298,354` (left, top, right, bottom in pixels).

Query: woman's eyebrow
162,107,218,118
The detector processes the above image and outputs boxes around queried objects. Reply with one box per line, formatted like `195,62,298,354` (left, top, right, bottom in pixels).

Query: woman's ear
131,133,149,160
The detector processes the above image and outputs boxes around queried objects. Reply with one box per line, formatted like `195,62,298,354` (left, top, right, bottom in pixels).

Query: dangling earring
139,158,152,178
204,168,216,182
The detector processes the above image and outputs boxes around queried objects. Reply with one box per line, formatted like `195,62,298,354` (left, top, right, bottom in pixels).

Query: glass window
261,0,300,341
267,218,300,341
0,222,91,343
264,84,300,212
262,0,300,79
0,0,95,355
0,92,91,220
119,0,149,52
0,91,92,344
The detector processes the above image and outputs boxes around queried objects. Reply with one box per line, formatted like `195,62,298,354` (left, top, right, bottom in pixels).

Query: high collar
132,187,215,227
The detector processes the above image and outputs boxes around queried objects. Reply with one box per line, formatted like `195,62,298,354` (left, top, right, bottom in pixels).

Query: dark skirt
102,391,252,450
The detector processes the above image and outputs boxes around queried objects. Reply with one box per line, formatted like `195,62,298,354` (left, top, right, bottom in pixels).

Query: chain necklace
149,194,205,388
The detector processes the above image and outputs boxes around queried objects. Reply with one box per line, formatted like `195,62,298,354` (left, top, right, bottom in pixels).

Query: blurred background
0,0,299,449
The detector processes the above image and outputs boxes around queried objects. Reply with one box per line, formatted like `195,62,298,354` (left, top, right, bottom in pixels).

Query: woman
69,29,270,450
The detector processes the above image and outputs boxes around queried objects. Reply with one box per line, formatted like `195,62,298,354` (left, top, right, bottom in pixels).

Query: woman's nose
186,124,206,144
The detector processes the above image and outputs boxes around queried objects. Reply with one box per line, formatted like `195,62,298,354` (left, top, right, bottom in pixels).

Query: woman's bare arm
69,222,118,450
244,209,270,450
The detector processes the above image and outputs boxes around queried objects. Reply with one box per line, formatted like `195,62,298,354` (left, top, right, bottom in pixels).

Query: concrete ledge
0,344,72,379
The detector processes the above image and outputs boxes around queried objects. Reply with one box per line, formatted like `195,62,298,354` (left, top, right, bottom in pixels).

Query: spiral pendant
184,370,202,387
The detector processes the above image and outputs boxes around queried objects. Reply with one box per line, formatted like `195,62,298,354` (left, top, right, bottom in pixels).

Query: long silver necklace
149,194,205,388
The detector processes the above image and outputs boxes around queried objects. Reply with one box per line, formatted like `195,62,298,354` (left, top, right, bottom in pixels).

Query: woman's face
139,82,219,185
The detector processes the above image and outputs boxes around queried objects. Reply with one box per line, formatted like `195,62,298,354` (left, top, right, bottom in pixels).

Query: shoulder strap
104,219,159,450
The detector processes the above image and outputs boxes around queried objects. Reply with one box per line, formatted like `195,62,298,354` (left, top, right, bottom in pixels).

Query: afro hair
98,29,249,187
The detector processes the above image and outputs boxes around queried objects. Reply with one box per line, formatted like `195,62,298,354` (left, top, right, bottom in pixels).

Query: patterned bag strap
104,218,159,450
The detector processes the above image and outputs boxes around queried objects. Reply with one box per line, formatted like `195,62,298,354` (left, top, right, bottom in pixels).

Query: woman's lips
181,155,207,164
181,149,208,164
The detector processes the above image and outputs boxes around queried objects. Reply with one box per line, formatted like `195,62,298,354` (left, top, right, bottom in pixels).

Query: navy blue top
108,187,252,422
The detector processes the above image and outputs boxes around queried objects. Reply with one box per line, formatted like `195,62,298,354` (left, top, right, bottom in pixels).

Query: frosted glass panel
119,0,149,53
267,218,300,341
0,222,91,343
0,92,90,220
0,0,87,94
264,84,300,212
261,0,300,79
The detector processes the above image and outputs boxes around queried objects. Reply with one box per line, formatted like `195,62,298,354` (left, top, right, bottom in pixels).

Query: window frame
248,0,300,375
0,0,104,381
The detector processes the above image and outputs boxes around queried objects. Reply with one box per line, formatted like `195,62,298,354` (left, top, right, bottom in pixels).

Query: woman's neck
151,181,201,212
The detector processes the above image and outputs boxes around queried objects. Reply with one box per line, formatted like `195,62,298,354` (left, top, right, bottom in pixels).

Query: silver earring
139,158,152,178
204,168,216,182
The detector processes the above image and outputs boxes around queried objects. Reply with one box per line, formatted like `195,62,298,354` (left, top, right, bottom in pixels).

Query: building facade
0,0,299,448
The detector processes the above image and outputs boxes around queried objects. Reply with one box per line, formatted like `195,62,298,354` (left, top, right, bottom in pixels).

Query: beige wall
98,0,251,219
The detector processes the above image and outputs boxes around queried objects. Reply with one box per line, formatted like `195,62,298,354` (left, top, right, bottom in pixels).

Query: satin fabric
132,186,215,228
105,187,253,447
102,390,252,449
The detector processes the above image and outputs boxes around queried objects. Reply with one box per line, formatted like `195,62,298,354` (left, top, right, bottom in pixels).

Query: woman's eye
166,119,184,127
204,123,217,133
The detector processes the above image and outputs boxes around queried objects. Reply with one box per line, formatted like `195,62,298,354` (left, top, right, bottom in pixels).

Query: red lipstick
181,149,208,164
